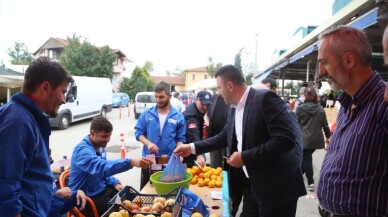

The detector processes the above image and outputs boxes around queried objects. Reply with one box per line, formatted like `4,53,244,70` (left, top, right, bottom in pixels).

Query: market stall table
141,171,230,217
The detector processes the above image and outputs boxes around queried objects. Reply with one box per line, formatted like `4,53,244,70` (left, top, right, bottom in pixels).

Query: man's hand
174,144,192,157
196,155,206,167
147,142,159,154
114,183,124,191
227,152,244,168
76,190,87,211
56,187,72,200
130,157,153,169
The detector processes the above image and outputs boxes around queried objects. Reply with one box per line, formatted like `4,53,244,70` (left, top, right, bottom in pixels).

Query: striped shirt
318,72,388,216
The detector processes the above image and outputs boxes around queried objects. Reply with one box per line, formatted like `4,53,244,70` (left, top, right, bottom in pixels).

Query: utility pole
254,33,258,73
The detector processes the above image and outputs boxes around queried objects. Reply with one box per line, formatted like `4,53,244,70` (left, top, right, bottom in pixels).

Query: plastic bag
160,154,186,182
180,188,209,217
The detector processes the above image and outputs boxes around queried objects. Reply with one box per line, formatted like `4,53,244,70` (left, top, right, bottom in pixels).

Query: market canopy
0,65,24,88
188,78,216,91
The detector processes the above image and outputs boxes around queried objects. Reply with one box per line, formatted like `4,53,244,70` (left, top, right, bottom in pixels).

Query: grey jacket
296,102,331,150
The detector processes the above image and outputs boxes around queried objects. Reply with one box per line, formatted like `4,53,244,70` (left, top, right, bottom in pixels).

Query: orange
190,177,198,185
204,178,210,186
198,180,205,187
216,180,222,187
203,166,210,172
208,180,216,188
204,172,211,179
210,175,217,180
199,172,204,178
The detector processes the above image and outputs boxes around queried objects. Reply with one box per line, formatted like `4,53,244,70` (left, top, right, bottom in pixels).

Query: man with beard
0,57,79,216
135,81,186,189
69,117,153,216
182,90,212,167
317,26,388,217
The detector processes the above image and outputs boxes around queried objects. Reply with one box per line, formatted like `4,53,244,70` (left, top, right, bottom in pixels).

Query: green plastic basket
150,171,193,194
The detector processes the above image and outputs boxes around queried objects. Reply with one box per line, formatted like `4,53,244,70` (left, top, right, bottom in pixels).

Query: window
192,74,195,80
204,74,208,79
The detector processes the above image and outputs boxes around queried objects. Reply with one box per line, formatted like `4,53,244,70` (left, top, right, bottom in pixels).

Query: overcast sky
0,0,334,75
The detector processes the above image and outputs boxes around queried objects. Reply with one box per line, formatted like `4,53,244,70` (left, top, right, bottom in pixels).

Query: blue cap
196,91,212,105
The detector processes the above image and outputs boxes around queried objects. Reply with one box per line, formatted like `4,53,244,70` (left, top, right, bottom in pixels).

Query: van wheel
100,108,107,117
58,114,70,130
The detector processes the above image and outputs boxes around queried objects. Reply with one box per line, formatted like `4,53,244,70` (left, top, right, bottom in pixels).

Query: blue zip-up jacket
48,186,78,217
0,92,54,216
69,136,132,196
135,106,186,157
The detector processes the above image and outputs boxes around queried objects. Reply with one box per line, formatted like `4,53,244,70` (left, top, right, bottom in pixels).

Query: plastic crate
108,186,181,216
101,204,123,217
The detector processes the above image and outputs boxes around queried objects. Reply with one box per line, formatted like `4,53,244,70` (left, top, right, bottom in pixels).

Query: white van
49,76,113,129
134,92,156,119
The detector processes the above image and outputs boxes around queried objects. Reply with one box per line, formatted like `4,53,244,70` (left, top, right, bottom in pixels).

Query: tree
234,48,244,73
60,34,115,78
143,60,154,74
119,66,153,100
6,41,33,65
207,56,222,78
285,81,298,95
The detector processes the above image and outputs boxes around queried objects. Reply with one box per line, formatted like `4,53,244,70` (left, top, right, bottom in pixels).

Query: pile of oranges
187,166,223,188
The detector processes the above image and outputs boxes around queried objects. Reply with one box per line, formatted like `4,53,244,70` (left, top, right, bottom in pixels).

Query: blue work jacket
134,106,186,157
69,136,131,196
0,92,53,216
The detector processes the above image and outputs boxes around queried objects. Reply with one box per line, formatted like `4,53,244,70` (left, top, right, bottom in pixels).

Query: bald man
384,25,388,102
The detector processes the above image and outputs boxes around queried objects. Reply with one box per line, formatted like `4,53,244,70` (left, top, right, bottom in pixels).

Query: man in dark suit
207,93,230,168
175,65,306,217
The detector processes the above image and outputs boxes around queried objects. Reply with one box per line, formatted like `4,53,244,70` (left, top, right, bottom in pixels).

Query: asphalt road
50,104,324,216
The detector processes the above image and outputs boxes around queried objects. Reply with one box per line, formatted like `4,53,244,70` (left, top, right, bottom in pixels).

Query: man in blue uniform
0,57,77,216
135,81,186,189
69,117,153,216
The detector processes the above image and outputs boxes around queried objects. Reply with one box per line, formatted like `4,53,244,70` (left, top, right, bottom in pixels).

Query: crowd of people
1,24,388,217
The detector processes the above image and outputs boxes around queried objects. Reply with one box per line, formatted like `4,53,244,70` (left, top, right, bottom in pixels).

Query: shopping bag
180,188,209,217
160,154,186,182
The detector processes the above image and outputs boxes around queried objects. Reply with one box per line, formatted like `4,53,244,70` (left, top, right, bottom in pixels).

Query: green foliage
234,48,244,73
119,66,154,99
143,60,154,73
60,35,115,78
207,56,222,78
245,73,254,85
6,41,33,65
285,81,298,95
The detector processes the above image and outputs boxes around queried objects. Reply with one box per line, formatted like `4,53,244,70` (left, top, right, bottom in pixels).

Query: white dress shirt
231,86,250,178
190,86,251,178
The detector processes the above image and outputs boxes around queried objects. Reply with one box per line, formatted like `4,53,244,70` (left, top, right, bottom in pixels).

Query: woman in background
296,87,331,191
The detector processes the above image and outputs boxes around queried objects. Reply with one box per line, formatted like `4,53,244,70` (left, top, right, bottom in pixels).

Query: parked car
180,91,191,104
112,92,130,107
134,92,156,119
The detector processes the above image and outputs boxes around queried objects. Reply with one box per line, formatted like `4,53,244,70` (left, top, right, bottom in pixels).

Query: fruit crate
108,185,182,217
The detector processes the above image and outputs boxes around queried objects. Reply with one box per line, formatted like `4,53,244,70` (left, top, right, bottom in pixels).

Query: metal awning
255,0,388,82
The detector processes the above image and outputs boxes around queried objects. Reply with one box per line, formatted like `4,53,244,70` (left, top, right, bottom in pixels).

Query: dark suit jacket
195,88,306,214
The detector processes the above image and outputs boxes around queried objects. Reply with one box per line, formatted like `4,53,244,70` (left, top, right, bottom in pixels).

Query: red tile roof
150,76,185,85
184,66,208,72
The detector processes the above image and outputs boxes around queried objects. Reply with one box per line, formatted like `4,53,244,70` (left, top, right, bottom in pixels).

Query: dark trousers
140,168,150,190
259,199,298,217
302,149,315,185
81,186,118,216
229,167,249,217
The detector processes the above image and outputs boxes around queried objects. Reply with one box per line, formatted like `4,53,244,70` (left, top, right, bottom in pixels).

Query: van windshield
137,95,156,103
